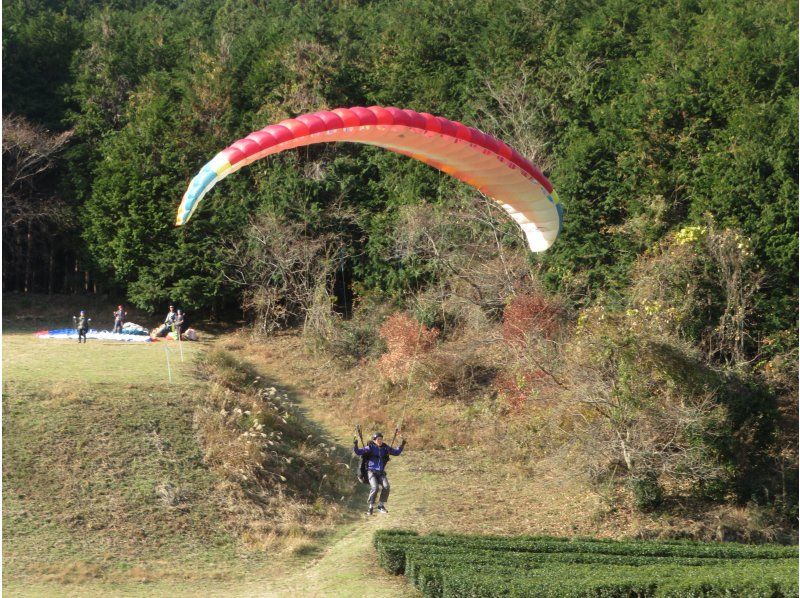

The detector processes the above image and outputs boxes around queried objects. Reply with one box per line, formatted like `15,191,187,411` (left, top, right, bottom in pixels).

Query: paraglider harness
355,425,398,485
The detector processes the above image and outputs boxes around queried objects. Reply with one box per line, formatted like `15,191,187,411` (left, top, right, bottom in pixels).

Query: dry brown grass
26,560,235,586
229,328,797,545
192,346,352,553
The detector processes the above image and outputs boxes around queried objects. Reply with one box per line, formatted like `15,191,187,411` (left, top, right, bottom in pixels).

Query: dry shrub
315,293,394,365
225,213,347,334
376,312,439,384
494,290,568,411
447,253,541,321
392,199,542,320
629,222,762,365
502,291,563,345
485,300,751,515
560,309,754,513
494,370,549,412
422,349,498,400
411,285,472,339
760,350,798,519
302,284,338,344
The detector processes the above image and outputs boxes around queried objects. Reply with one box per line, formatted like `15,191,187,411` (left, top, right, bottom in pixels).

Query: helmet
372,432,383,440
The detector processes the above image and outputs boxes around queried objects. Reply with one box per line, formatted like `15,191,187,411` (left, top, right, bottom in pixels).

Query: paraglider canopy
176,106,562,252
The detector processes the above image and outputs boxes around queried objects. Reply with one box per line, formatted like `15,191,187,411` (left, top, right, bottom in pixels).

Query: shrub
376,312,439,384
629,471,665,512
312,292,395,365
422,350,498,400
494,369,548,411
411,290,466,339
323,317,385,366
226,213,347,334
375,530,799,598
502,291,563,346
629,222,762,366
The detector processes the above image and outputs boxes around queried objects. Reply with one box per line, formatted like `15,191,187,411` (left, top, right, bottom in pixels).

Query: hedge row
405,559,798,596
374,530,799,597
402,545,785,571
375,530,797,563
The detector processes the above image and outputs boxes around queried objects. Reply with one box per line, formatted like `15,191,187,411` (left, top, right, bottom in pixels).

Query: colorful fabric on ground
36,329,153,342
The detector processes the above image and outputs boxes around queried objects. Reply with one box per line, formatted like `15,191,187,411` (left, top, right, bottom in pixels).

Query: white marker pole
164,344,173,383
178,333,184,362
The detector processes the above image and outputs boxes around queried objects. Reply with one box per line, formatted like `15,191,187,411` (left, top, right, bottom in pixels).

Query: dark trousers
368,470,390,505
78,329,87,343
113,321,122,333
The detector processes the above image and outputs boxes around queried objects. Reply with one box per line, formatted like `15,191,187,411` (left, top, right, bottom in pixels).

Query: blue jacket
354,441,404,472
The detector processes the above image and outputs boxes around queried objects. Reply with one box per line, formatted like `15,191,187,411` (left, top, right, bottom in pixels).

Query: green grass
3,329,195,385
2,306,413,597
375,529,800,597
2,328,276,594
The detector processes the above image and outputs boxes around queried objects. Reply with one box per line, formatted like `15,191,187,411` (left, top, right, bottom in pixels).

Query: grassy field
4,296,795,597
3,326,268,596
2,298,413,597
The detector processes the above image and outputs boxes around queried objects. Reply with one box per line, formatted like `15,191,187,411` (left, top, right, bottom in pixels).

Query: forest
4,0,798,533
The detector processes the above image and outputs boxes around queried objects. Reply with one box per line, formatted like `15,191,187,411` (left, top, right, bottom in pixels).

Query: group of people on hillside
73,304,186,343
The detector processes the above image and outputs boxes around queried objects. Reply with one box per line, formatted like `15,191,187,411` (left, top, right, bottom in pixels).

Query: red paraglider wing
177,106,562,252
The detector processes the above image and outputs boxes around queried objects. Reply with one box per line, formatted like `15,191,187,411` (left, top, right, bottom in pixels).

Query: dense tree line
4,0,797,345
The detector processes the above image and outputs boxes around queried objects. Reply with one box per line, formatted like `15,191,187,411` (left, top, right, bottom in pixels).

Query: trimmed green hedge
374,530,799,597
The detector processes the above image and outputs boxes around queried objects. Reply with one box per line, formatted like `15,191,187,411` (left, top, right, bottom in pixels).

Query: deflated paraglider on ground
36,328,153,342
176,106,562,252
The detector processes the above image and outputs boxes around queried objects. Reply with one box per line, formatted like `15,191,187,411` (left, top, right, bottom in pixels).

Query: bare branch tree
393,198,538,319
478,71,554,173
2,114,74,230
224,213,348,334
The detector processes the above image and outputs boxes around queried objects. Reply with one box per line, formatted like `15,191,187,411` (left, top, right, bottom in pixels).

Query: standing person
74,310,90,344
174,310,185,338
164,305,176,329
353,432,406,515
113,305,127,333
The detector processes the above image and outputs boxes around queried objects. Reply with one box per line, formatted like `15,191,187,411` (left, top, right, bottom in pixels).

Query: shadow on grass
204,343,371,523
261,373,371,518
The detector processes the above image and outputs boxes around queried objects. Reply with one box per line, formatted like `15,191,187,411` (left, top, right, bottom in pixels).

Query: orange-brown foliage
495,370,549,411
376,312,439,384
502,291,562,345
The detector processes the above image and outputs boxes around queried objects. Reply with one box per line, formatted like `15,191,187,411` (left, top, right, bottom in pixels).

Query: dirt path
225,353,424,597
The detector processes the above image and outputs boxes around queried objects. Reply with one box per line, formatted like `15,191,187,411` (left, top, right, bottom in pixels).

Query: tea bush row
374,530,799,597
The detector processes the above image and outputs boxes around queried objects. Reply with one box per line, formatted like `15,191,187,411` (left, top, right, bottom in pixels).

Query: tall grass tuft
195,348,352,551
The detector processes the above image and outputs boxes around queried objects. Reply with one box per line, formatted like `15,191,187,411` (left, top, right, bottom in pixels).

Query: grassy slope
209,333,605,596
217,331,800,595
6,297,791,596
3,331,266,595
232,333,629,538
2,300,413,596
